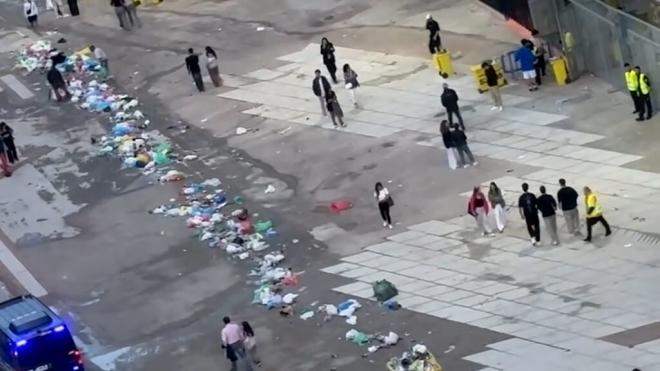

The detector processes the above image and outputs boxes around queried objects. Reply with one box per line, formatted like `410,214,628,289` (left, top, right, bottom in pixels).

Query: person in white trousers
343,63,360,107
468,186,495,236
488,182,506,232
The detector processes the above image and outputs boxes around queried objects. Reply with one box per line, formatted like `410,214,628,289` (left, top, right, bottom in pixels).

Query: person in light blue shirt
515,39,538,91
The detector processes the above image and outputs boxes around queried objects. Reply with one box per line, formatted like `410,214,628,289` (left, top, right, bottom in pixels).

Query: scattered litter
256,27,265,31
300,311,314,320
337,299,361,317
264,184,276,194
345,329,370,345
383,299,401,311
236,127,248,135
444,345,455,354
279,126,292,135
329,200,352,213
373,280,398,302
282,293,298,304
624,243,632,248
183,154,198,161
201,178,221,187
160,170,184,182
346,315,357,325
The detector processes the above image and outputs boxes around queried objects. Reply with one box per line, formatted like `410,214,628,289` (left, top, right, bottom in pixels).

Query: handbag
386,196,394,207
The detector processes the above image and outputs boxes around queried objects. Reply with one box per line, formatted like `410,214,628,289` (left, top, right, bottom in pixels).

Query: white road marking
0,74,34,99
0,238,47,297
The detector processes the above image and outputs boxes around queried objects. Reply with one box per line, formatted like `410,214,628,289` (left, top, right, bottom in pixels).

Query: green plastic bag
254,220,273,233
373,280,398,302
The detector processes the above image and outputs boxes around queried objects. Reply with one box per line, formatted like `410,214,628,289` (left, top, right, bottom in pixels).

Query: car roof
0,295,64,342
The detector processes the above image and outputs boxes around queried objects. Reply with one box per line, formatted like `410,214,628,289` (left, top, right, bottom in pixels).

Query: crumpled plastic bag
379,331,399,346
337,299,361,317
345,329,370,345
267,294,283,309
282,293,298,304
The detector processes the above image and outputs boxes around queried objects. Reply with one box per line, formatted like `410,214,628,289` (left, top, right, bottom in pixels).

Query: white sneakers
490,106,503,111
383,221,388,227
498,106,503,112
472,161,478,166
388,224,393,229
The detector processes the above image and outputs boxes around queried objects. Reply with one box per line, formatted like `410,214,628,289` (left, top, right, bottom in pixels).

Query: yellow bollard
550,57,569,86
433,51,454,78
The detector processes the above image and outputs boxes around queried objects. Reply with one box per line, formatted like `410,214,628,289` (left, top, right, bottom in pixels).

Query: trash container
550,57,570,86
470,62,507,93
433,51,454,78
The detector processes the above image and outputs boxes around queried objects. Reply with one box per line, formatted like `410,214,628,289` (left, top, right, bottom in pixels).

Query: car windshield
15,329,76,369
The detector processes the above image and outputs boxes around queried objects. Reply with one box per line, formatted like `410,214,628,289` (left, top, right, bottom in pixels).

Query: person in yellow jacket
583,186,612,242
624,63,640,114
635,66,653,121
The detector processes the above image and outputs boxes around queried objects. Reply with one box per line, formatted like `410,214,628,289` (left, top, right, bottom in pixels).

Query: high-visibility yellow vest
625,70,639,91
585,193,603,218
640,73,651,95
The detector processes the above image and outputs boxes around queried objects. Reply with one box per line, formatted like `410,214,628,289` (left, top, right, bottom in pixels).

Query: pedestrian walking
111,0,129,29
583,186,612,242
221,317,252,371
519,182,540,246
0,122,18,165
374,182,393,229
312,69,331,116
241,321,261,367
635,66,652,121
185,48,204,92
468,186,495,236
320,37,338,84
450,124,477,168
515,39,538,91
537,186,559,245
90,45,109,73
482,61,502,111
425,14,442,54
531,30,547,86
326,90,345,128
343,63,359,107
441,83,464,130
205,46,223,87
624,63,640,114
67,0,79,16
488,182,506,233
23,0,38,28
557,178,580,235
46,66,70,102
439,120,458,170
124,0,142,28
0,139,12,177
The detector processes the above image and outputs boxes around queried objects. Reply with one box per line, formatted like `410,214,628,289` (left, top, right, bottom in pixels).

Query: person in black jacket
450,124,476,168
441,83,464,130
320,38,338,83
482,61,503,111
440,120,458,170
185,48,204,92
46,66,69,101
312,69,331,116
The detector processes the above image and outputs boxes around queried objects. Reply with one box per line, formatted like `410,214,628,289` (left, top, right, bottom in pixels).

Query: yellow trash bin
551,57,570,86
470,62,507,93
433,51,454,78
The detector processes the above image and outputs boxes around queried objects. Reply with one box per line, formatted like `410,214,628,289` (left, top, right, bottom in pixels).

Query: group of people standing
110,0,141,30
311,38,361,128
514,34,547,92
221,316,260,371
624,63,653,121
185,47,223,92
0,122,18,177
468,179,611,246
23,0,79,27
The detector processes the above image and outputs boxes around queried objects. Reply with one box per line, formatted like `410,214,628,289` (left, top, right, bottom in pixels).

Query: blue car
0,295,84,371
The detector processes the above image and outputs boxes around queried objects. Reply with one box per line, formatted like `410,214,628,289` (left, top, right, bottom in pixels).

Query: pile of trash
15,40,53,73
345,329,400,353
386,344,441,371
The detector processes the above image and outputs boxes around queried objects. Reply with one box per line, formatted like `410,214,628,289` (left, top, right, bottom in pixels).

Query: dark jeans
447,108,464,130
455,144,474,165
630,91,640,112
192,72,204,92
534,57,546,85
525,215,541,242
378,201,392,224
585,215,611,241
227,342,252,371
428,35,442,54
3,138,17,164
639,94,653,119
324,62,337,83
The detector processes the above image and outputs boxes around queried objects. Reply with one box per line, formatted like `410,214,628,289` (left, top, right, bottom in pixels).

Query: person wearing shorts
515,39,538,91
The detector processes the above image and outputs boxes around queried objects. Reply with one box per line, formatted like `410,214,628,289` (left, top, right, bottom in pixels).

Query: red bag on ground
329,200,352,213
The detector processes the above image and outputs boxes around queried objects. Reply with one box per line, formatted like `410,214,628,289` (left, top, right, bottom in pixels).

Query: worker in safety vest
624,62,640,114
582,186,611,243
635,66,653,121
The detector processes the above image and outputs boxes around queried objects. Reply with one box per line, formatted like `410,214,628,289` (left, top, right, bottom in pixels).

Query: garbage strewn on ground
345,329,401,353
373,279,399,302
386,344,442,371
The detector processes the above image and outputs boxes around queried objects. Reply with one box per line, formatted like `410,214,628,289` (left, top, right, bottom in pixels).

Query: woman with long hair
320,37,338,83
440,120,457,170
374,182,393,229
241,321,261,366
0,122,18,165
468,186,494,236
342,63,359,107
488,182,506,232
325,90,345,128
205,46,223,87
